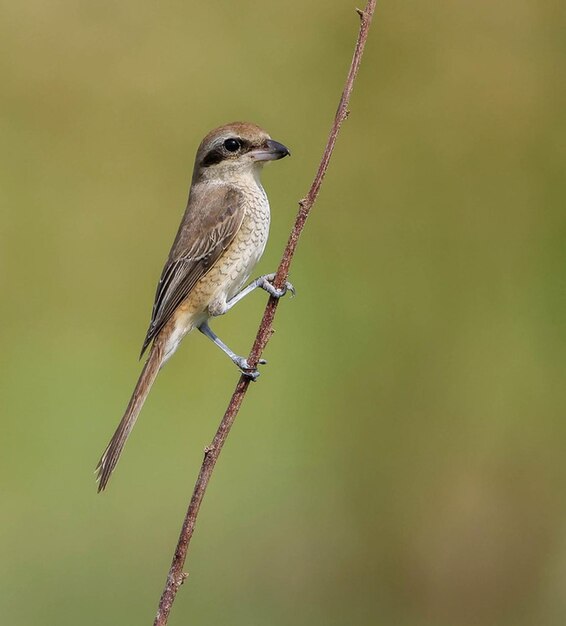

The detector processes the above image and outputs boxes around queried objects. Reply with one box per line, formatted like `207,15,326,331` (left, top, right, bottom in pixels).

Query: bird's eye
223,138,241,152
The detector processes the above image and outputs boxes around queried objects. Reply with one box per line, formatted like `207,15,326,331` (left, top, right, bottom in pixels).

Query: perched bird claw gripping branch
95,122,290,492
255,273,296,299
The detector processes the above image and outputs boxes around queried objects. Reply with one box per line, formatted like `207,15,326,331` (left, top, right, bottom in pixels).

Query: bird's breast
222,188,271,300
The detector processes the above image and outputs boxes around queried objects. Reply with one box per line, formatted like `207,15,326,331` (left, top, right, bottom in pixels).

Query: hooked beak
251,139,291,162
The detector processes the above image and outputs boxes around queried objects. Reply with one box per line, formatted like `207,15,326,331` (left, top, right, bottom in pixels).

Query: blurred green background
1,1,565,625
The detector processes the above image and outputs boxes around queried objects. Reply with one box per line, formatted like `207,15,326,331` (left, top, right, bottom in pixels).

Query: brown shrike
96,122,290,491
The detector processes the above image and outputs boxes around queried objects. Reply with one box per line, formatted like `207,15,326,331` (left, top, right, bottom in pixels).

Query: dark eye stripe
201,148,225,167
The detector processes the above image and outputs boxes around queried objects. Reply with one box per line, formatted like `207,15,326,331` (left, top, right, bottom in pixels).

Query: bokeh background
1,1,565,625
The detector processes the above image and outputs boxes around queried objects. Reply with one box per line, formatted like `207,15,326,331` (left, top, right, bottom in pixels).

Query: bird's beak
251,139,291,162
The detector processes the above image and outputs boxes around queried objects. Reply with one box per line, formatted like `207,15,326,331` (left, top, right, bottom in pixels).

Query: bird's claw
261,273,296,299
241,369,260,382
234,357,266,381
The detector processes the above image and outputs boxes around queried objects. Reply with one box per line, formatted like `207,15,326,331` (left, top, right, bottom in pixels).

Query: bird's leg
224,273,295,312
197,321,266,381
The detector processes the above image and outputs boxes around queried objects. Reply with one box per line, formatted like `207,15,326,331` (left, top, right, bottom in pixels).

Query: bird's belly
224,237,267,299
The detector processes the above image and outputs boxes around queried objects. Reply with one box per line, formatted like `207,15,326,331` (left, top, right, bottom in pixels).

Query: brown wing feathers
140,185,245,356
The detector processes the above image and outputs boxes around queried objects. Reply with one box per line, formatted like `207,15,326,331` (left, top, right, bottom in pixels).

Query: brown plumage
96,122,289,491
140,184,245,356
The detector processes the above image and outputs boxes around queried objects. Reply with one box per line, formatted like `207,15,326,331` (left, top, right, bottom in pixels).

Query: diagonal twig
154,2,377,623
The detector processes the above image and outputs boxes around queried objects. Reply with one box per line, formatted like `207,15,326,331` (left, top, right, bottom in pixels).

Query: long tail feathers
96,343,163,492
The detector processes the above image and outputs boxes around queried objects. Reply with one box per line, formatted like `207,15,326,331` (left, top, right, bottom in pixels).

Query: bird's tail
96,342,163,492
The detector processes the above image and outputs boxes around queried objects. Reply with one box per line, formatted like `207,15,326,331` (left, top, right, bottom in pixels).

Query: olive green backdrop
1,2,565,625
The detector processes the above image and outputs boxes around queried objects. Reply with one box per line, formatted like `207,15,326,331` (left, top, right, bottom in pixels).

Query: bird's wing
140,184,245,356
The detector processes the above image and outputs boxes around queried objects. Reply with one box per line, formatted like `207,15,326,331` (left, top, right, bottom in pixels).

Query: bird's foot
259,273,296,299
234,356,267,381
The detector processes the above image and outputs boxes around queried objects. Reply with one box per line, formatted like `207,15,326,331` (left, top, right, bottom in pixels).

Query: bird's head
193,122,290,184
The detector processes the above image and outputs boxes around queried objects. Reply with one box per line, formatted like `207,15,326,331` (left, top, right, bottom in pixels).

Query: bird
96,122,291,491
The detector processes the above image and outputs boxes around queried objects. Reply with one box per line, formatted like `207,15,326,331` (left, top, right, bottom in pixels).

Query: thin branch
153,2,377,624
